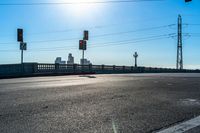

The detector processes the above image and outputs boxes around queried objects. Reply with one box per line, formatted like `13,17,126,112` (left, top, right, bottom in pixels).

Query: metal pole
82,49,84,65
21,49,24,74
21,49,23,64
135,57,137,67
133,52,138,68
82,49,84,73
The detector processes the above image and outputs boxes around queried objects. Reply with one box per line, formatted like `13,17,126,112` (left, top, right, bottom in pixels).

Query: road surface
0,73,200,133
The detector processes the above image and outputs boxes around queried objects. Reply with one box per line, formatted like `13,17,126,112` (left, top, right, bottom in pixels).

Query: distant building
67,53,74,65
80,59,92,65
55,57,66,64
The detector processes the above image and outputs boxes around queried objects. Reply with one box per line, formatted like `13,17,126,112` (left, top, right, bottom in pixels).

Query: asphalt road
1,73,200,133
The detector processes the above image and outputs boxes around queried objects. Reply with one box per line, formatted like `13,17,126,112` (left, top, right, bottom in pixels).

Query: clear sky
0,0,200,69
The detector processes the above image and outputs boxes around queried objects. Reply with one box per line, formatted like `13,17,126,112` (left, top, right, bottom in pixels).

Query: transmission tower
176,15,183,70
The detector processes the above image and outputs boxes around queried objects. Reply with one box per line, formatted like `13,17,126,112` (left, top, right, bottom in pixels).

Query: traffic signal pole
21,49,24,64
17,29,28,74
79,30,89,66
82,49,85,65
17,29,23,64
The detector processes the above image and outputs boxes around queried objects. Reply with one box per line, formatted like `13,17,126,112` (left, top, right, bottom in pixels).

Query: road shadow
79,75,96,78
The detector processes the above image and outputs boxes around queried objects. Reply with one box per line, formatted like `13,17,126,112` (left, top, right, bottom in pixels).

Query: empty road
1,73,200,133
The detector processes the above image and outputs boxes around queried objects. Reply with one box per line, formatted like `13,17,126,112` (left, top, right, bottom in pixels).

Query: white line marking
157,116,200,133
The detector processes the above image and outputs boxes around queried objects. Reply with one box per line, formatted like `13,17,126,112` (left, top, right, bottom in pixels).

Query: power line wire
0,33,172,52
0,37,167,52
0,0,165,6
0,23,173,38
29,34,172,50
0,24,174,44
186,24,200,26
91,24,174,38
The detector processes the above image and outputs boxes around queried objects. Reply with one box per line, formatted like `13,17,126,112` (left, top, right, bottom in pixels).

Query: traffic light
17,29,23,42
185,0,192,2
83,30,89,40
79,40,87,50
79,40,83,50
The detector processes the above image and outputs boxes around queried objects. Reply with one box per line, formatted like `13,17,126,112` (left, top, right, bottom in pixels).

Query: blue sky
0,0,200,69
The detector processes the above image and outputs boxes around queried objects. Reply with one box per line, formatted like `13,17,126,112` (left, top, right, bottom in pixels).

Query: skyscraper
67,53,74,65
55,57,66,64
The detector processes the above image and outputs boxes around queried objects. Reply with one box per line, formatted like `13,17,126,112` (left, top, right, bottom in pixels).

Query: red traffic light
79,40,87,50
17,29,23,42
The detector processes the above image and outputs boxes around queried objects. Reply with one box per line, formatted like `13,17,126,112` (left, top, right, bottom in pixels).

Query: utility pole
176,15,183,70
133,52,138,67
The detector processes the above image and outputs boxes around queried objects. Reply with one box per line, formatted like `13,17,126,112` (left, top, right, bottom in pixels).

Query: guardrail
0,63,199,78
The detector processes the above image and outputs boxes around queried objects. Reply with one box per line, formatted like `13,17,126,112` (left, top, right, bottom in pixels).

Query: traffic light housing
83,30,89,40
185,0,192,2
17,29,23,42
79,40,87,50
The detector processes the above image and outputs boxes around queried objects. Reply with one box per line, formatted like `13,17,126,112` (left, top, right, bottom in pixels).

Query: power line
0,37,167,52
90,24,174,38
30,34,172,50
185,24,200,26
89,35,171,48
182,33,200,38
0,16,177,38
91,33,173,46
0,0,165,6
0,33,172,52
30,36,170,52
0,24,174,44
0,23,173,38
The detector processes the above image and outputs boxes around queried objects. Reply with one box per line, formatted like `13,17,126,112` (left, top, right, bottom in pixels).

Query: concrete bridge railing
0,63,199,78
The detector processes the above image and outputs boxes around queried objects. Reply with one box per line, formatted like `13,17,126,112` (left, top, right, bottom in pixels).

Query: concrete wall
0,63,37,78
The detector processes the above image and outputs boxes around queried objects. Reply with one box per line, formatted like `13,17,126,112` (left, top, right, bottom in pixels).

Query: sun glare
70,0,92,16
58,0,103,19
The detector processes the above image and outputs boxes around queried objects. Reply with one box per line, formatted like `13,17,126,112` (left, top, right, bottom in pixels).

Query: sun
57,0,102,18
55,0,105,25
69,0,99,17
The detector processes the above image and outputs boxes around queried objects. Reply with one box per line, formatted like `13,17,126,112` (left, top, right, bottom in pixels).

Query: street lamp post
133,52,138,67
